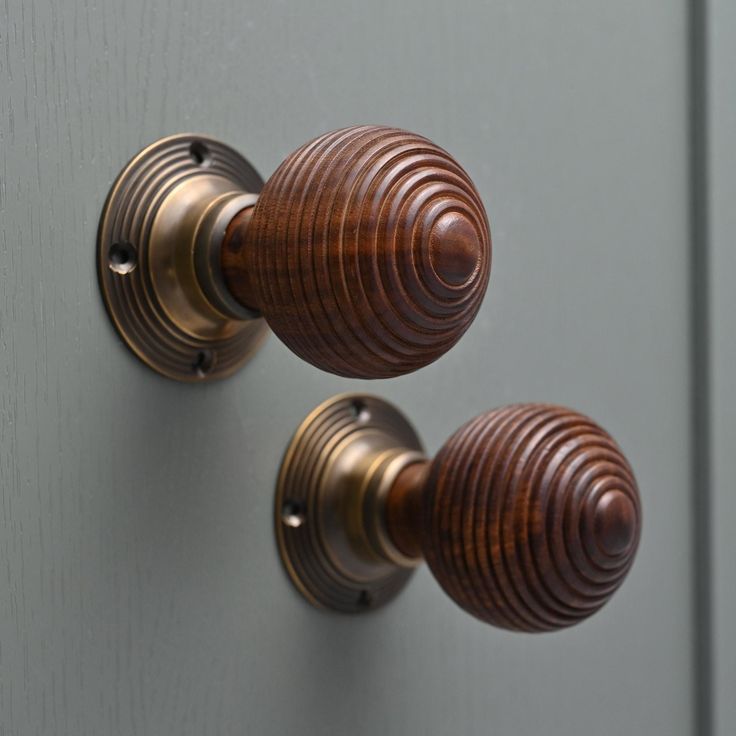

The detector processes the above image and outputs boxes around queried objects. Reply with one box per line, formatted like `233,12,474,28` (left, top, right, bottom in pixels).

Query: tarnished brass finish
275,394,424,613
97,134,267,382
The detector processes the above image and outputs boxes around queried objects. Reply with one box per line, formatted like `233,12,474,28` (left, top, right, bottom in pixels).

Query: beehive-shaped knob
222,125,491,378
417,404,641,631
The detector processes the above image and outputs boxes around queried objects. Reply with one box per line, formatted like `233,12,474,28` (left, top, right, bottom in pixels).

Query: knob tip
592,489,638,556
428,211,483,287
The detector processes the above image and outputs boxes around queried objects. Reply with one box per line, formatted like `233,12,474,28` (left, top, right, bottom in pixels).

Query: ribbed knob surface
234,125,491,378
422,404,641,632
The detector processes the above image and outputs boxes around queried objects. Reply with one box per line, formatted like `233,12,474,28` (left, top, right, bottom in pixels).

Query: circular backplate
97,134,268,382
276,394,424,613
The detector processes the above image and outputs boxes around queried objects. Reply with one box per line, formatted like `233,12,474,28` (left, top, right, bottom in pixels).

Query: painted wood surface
707,3,736,734
0,1,694,734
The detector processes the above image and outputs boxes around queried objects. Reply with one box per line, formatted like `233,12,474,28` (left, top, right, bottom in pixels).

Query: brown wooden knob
390,404,641,632
276,396,641,630
222,125,491,378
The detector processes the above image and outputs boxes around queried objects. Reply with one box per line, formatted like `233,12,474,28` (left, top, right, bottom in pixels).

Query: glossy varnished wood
222,125,491,378
385,461,429,560
385,404,641,632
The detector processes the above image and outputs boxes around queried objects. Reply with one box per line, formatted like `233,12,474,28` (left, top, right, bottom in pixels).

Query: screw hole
192,349,214,377
349,399,370,423
189,140,212,167
281,500,306,529
108,242,137,275
357,590,373,608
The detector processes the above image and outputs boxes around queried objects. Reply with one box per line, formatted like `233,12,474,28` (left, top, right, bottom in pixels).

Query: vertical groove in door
688,1,712,734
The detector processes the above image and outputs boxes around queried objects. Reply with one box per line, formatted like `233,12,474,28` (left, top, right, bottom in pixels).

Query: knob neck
194,195,261,321
220,205,263,314
385,460,430,560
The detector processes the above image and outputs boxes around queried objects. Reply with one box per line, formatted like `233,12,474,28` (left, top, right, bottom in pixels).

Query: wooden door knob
222,126,491,378
98,127,491,381
276,395,641,632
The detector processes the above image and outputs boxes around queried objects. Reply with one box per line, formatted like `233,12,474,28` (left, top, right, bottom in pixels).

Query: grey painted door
0,1,703,734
